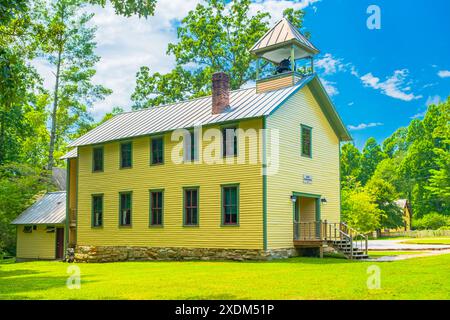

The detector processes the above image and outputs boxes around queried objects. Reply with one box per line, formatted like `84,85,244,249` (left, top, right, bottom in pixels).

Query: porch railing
293,220,368,255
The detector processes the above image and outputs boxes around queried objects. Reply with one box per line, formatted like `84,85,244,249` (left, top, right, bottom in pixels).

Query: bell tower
250,18,319,93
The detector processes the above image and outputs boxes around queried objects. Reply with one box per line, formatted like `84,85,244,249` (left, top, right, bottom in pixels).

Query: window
184,188,199,226
92,147,104,172
120,142,132,168
222,185,239,225
222,126,238,157
119,192,132,226
184,131,198,162
149,190,163,226
151,137,164,165
92,194,103,227
301,125,312,158
23,226,32,233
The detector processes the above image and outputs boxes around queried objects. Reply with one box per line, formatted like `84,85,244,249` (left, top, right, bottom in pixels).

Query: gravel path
366,249,450,262
368,239,450,251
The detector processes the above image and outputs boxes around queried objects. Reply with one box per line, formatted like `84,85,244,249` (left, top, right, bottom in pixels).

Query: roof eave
307,76,352,142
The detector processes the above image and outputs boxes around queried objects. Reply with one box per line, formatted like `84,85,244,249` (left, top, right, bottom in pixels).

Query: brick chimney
212,72,230,114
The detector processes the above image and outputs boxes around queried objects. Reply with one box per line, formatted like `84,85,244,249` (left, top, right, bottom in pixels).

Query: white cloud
347,122,383,131
410,111,426,119
348,102,354,106
359,69,422,101
85,0,200,117
33,0,322,119
438,70,450,78
315,53,345,75
320,78,339,96
426,95,441,106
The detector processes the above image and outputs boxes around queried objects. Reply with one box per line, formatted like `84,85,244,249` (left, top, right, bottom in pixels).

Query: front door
55,227,64,259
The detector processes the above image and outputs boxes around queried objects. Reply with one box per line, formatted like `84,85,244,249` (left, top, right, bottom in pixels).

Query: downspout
262,117,267,251
64,159,70,259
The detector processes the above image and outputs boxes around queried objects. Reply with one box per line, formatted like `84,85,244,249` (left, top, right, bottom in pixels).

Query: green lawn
1,254,450,300
400,237,450,245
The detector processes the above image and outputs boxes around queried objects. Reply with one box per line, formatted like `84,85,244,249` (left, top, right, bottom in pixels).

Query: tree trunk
47,47,62,171
0,108,5,164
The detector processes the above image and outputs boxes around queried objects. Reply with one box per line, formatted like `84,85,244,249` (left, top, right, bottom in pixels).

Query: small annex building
11,191,66,260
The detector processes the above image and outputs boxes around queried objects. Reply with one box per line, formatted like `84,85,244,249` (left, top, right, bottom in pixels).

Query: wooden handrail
293,220,368,256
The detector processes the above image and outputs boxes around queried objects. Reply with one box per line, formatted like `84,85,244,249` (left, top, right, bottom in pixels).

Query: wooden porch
293,221,368,259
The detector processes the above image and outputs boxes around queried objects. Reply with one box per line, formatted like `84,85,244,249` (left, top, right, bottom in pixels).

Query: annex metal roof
61,148,77,160
68,74,351,148
250,18,319,63
11,191,66,225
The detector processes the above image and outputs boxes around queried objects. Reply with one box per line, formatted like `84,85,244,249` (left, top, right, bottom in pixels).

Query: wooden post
256,57,260,80
310,56,314,73
291,45,295,72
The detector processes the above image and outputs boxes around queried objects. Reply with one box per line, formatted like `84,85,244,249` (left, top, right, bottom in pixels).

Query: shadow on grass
0,266,99,299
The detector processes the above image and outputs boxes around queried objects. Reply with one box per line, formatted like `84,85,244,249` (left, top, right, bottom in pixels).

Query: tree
341,185,380,233
38,0,111,170
382,127,409,158
360,137,385,185
132,0,309,109
366,177,403,230
340,143,362,185
0,163,52,255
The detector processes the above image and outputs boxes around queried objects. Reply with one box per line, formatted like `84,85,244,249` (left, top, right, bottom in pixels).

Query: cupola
250,18,319,93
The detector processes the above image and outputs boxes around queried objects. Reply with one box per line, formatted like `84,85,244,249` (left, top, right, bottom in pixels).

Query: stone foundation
74,245,299,263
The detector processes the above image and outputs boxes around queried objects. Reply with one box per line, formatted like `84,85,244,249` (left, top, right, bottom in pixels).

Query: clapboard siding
16,225,59,259
266,85,340,249
76,118,263,249
256,75,294,93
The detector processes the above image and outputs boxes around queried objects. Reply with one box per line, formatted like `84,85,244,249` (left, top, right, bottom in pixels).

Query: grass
400,237,450,245
1,254,450,300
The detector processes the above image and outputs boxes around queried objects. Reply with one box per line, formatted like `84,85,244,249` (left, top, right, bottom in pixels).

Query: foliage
341,97,450,228
0,163,52,255
36,0,111,169
88,0,156,18
132,0,309,109
366,177,403,229
340,143,361,186
412,213,450,230
360,137,386,185
341,185,380,233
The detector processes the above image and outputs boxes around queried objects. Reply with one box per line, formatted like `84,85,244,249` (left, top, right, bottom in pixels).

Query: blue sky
34,0,450,149
304,0,450,148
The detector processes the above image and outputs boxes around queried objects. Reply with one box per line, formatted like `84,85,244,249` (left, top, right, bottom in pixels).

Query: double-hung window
184,131,198,162
222,185,239,225
119,192,132,226
92,194,103,227
301,125,312,158
150,190,163,226
184,188,199,226
120,142,132,168
151,137,164,165
222,126,238,157
92,147,104,172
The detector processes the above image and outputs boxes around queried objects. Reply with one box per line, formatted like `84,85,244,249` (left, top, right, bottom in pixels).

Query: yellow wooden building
12,192,66,260
57,18,368,262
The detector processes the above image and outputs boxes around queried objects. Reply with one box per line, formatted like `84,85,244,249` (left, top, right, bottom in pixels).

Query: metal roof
68,74,351,147
69,75,316,147
61,148,77,159
250,18,319,58
11,192,66,225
